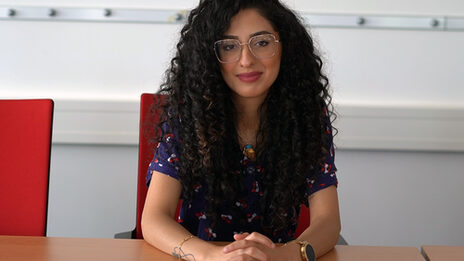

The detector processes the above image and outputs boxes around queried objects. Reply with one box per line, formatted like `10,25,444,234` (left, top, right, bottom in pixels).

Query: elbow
326,215,342,247
333,219,342,246
141,209,151,240
336,220,341,236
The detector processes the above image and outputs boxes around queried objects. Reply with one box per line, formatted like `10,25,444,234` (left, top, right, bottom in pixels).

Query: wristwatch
296,241,315,261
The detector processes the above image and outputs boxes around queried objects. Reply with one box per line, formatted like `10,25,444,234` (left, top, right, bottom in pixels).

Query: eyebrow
222,30,273,39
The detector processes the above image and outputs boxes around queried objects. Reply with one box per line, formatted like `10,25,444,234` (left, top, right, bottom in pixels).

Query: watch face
304,244,315,261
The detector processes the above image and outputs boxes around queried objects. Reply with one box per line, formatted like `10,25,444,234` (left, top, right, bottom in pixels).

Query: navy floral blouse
147,126,337,243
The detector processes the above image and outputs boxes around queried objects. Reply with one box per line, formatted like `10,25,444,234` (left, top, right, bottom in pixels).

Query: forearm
142,213,221,261
264,216,340,261
296,215,341,258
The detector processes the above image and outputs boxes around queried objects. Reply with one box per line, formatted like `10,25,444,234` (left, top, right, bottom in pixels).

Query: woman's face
218,8,282,102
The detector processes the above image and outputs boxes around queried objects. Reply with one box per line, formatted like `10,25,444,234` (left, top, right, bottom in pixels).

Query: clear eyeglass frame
213,33,280,64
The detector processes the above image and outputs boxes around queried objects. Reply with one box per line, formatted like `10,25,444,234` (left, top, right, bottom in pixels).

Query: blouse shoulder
304,117,338,197
146,121,181,185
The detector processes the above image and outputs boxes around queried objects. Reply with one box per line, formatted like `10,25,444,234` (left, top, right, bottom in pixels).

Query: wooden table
0,236,177,261
319,245,424,261
421,245,464,261
0,236,425,261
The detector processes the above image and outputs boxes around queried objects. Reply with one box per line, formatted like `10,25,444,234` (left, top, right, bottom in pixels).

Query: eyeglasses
213,34,280,63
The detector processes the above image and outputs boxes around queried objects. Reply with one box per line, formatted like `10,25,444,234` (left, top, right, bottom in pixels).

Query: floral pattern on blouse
147,125,337,243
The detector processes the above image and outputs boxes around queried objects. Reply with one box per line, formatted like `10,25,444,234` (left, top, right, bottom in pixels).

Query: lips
237,72,263,83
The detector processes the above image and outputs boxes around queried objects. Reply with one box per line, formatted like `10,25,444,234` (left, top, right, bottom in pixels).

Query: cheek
266,57,281,79
219,64,228,74
220,64,235,82
267,47,282,75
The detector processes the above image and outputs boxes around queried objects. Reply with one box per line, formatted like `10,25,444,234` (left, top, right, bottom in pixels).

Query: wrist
279,241,302,260
175,237,220,261
201,244,224,261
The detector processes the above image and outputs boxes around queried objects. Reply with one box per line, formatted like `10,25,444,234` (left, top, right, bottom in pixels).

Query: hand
231,232,275,248
221,232,277,261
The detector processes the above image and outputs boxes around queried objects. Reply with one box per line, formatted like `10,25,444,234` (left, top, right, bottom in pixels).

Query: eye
251,35,274,48
255,40,270,47
221,42,238,52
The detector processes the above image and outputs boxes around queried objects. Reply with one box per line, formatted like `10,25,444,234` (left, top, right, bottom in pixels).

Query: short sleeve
146,124,181,186
305,120,338,197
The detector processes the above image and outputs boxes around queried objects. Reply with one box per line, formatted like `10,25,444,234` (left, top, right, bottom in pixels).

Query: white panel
53,99,140,144
0,20,180,100
335,104,464,152
50,99,464,152
1,23,463,103
47,144,138,238
336,149,464,247
45,142,464,245
312,28,464,106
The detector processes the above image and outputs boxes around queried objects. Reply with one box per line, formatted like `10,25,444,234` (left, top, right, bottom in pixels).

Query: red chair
295,205,310,238
134,93,167,239
116,93,175,239
0,99,54,236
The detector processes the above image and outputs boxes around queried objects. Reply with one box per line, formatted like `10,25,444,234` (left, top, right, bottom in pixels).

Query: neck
233,95,266,147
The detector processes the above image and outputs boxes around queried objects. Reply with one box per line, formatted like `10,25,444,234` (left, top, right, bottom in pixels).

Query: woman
141,0,340,260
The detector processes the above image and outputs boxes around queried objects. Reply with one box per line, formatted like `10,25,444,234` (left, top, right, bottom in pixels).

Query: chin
233,89,269,99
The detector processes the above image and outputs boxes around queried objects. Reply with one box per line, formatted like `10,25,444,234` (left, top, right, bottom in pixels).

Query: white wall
1,0,463,247
1,0,464,104
336,150,464,247
47,144,138,237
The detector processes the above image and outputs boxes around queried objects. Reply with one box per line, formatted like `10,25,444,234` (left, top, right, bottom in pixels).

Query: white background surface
1,0,463,247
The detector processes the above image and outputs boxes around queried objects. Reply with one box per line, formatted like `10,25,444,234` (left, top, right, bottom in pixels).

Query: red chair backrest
135,94,310,239
0,99,54,236
135,94,159,239
135,93,184,239
295,204,310,238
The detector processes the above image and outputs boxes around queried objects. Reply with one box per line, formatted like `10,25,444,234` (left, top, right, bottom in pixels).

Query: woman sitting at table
141,0,340,260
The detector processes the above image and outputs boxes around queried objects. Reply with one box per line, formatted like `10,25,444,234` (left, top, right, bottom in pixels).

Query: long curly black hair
155,0,335,234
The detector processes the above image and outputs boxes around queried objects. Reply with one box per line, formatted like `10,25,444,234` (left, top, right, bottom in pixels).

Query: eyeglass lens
215,34,277,63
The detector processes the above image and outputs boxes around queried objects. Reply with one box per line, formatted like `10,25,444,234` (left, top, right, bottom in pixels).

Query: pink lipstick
237,72,262,83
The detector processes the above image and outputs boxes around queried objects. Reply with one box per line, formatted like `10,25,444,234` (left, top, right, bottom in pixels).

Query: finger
245,232,275,249
223,240,245,253
233,232,250,241
226,247,269,261
223,239,256,253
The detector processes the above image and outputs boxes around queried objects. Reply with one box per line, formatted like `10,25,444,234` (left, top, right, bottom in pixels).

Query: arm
224,185,340,260
295,185,341,257
141,170,221,261
142,171,277,261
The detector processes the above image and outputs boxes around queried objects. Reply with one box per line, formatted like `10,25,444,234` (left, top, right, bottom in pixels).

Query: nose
239,44,255,67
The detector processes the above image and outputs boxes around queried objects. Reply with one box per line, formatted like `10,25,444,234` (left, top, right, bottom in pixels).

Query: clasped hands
216,232,295,261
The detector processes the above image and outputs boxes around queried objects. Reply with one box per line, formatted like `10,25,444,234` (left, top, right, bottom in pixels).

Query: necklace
242,144,256,161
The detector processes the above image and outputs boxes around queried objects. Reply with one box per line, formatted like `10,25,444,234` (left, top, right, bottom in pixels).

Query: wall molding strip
51,99,464,152
0,6,187,24
1,6,464,31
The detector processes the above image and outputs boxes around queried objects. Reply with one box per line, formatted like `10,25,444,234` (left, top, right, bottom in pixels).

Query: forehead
224,8,277,39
